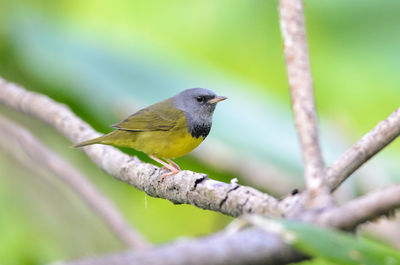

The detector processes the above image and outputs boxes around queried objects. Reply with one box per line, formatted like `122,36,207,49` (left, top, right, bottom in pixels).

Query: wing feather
112,99,182,131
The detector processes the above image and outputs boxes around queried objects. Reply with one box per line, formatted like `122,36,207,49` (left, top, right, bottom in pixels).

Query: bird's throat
189,123,211,139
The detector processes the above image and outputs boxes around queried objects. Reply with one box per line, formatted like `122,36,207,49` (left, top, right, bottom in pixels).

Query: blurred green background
1,0,400,264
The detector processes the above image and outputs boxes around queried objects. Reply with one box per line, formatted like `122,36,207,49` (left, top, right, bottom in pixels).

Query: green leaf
282,220,400,265
291,258,339,265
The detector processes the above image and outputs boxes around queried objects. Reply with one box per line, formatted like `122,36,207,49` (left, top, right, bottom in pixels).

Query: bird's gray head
173,88,227,138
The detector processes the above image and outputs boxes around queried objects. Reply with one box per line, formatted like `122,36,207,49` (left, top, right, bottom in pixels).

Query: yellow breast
105,115,204,159
134,125,204,159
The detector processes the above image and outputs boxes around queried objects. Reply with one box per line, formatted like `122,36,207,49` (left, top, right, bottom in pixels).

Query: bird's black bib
189,123,211,139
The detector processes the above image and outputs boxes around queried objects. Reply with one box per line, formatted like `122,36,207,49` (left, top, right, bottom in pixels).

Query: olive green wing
112,100,183,131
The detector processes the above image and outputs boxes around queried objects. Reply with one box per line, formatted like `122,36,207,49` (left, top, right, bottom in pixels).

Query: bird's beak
208,96,227,104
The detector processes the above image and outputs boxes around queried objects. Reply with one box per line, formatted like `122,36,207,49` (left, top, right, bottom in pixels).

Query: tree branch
0,77,285,218
53,182,400,265
318,184,400,230
0,114,149,249
278,0,332,206
50,228,304,265
327,107,400,191
55,181,400,265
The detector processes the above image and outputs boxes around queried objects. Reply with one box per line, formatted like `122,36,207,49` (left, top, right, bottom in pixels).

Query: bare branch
0,77,285,218
278,0,331,206
50,228,304,265
318,184,400,231
55,182,400,265
327,107,400,191
0,114,149,248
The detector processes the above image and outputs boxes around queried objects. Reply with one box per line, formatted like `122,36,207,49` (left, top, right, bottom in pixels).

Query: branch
327,107,400,191
278,0,331,206
318,184,400,230
0,77,285,218
50,228,304,265
0,114,149,249
53,183,400,265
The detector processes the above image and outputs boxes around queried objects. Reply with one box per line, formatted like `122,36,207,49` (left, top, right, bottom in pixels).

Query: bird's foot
166,159,181,171
150,155,181,179
161,168,180,179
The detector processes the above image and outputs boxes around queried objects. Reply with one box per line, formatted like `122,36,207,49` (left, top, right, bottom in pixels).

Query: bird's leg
166,159,181,171
149,155,179,178
149,155,175,171
163,159,181,178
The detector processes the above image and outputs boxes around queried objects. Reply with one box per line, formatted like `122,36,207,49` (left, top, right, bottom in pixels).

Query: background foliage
1,0,400,264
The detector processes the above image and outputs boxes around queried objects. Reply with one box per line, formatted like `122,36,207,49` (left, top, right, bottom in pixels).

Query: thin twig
0,77,284,218
327,107,400,191
0,114,150,249
318,184,400,231
278,0,332,207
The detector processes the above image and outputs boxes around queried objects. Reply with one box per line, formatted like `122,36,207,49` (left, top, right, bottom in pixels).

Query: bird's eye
196,96,205,103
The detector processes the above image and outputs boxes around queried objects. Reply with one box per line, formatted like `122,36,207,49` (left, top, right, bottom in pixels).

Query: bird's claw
161,168,180,179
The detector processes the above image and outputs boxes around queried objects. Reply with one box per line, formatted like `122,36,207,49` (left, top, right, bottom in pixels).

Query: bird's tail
73,130,136,148
73,135,107,148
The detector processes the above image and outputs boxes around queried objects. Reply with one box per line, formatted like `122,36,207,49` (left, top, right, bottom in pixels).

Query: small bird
74,88,227,177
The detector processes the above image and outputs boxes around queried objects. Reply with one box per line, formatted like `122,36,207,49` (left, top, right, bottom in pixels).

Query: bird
74,88,227,177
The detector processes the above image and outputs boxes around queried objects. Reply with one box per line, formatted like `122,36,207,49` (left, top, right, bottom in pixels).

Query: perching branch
318,184,400,231
327,107,400,191
278,0,332,206
0,114,149,249
0,77,285,218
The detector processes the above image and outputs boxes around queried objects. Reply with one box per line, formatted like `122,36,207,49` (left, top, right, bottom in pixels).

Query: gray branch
0,77,284,218
327,107,400,191
51,228,305,265
278,0,332,206
56,180,400,265
318,184,400,230
0,114,149,249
